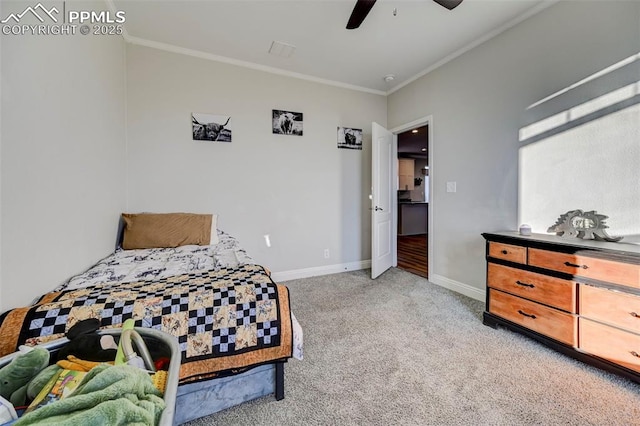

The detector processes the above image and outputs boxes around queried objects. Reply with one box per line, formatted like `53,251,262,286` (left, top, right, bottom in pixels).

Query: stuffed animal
0,347,50,407
0,318,123,410
56,318,118,362
26,364,61,400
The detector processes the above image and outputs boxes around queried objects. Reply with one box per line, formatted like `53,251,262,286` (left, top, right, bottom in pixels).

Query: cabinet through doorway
396,125,429,278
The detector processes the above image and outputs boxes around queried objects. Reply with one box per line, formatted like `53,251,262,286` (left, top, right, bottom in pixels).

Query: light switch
446,182,457,193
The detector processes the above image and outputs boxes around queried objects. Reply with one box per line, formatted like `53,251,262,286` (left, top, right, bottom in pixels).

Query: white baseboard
429,274,486,302
271,260,371,283
271,263,485,303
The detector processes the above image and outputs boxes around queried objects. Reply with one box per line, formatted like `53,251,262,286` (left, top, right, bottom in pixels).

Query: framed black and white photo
192,113,232,142
272,109,303,136
337,127,362,150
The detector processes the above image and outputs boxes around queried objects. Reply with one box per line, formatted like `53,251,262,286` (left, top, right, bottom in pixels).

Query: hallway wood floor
397,234,428,278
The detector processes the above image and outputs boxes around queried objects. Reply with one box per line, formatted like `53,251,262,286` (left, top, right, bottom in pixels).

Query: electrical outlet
324,249,330,259
446,181,457,193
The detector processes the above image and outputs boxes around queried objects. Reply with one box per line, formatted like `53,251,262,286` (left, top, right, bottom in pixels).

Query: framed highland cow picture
272,109,303,136
337,127,362,150
192,113,232,142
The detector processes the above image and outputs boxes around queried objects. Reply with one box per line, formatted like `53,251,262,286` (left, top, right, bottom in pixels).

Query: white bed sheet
58,231,252,291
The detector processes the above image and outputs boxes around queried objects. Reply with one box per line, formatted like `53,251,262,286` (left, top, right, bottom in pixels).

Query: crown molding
105,0,556,98
123,35,387,96
386,0,559,96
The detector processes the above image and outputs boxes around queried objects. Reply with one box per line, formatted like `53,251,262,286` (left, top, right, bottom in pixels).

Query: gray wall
0,1,127,310
387,1,640,295
125,44,387,276
2,0,637,310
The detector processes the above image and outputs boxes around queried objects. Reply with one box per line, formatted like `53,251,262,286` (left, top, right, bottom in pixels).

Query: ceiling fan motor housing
346,0,463,30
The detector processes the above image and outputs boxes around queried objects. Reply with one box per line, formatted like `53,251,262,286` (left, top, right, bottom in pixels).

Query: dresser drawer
579,318,640,373
488,242,526,264
579,285,640,333
528,248,640,289
489,289,576,346
488,263,576,312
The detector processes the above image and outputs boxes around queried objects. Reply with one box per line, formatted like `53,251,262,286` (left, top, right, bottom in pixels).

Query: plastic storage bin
0,327,180,426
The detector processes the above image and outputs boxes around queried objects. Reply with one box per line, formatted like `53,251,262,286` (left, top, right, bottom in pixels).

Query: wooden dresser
483,231,640,383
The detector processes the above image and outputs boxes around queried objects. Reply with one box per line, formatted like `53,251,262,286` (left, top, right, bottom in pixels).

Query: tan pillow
121,213,216,250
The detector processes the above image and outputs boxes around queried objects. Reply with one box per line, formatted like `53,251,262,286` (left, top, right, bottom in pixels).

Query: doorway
390,116,432,280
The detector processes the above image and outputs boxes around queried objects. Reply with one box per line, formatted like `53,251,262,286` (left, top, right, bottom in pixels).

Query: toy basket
0,328,180,426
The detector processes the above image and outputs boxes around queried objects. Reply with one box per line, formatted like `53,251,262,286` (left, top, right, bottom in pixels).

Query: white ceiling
112,0,549,94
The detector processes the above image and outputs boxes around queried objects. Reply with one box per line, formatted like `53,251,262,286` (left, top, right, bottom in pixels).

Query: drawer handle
564,261,588,269
501,250,508,255
515,280,535,288
518,310,536,319
631,312,640,318
631,351,640,358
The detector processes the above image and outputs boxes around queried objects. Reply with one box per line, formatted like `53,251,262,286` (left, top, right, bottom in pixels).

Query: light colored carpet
186,267,640,425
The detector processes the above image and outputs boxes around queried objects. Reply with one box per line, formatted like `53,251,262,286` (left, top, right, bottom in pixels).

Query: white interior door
371,122,394,279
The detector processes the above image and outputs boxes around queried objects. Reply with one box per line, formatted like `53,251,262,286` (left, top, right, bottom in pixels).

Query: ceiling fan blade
433,0,463,10
346,0,377,30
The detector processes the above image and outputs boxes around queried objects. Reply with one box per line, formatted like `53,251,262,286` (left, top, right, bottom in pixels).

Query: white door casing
371,122,394,279
389,115,432,282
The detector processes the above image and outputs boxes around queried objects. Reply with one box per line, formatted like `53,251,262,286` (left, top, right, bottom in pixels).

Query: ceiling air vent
268,41,296,58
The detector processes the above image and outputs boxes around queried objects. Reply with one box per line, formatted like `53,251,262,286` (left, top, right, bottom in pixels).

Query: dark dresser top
483,231,640,259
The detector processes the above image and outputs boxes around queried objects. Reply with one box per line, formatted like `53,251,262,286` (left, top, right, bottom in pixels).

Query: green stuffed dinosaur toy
0,347,53,407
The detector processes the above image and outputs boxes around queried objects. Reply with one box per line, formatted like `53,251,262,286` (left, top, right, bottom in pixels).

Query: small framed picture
192,113,232,142
337,127,362,150
272,109,303,136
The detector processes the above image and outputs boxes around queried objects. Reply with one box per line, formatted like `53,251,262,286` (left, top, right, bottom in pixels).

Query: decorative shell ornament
547,210,623,242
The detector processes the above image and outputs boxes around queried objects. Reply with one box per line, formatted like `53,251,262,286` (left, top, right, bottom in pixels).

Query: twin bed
0,213,303,424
